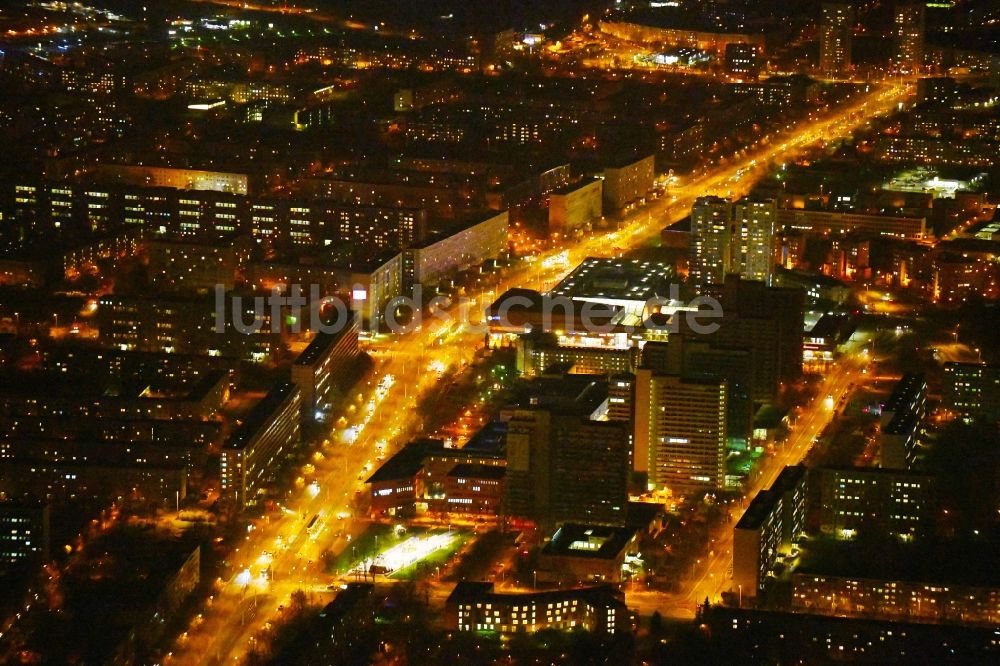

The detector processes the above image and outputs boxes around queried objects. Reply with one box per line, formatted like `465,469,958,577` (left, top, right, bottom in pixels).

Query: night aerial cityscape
1,0,1000,664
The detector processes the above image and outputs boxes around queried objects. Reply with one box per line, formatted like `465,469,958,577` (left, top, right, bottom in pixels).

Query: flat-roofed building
549,178,602,235
943,362,1000,422
879,373,926,469
817,466,934,539
446,582,629,635
0,501,50,571
634,369,727,494
602,155,654,213
146,234,254,292
221,383,301,509
537,523,640,584
733,465,808,597
291,313,360,423
403,210,508,288
505,382,630,528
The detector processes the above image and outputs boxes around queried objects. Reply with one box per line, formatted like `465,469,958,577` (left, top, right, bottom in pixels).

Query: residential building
879,373,926,469
894,3,926,72
819,3,854,76
732,197,777,284
943,362,1000,422
817,466,934,539
690,196,732,290
602,155,654,213
633,369,727,494
732,465,807,596
446,582,629,635
291,313,360,423
548,178,602,235
0,502,50,570
221,383,302,509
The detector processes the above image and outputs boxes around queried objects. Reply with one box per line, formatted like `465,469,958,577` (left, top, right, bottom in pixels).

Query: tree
649,610,664,637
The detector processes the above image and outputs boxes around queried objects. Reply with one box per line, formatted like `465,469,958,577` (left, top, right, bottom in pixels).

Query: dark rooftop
447,463,506,480
736,489,781,531
365,439,443,484
293,313,357,366
541,523,638,560
224,383,298,451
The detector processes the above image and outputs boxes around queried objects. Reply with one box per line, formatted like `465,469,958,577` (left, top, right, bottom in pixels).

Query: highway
165,80,912,664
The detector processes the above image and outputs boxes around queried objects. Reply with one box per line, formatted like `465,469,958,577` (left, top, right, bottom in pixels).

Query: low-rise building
445,582,630,635
537,523,640,584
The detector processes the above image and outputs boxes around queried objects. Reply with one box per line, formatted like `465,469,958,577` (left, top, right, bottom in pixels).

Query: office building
365,439,505,518
776,207,927,240
894,3,926,72
943,362,1000,422
879,373,926,469
692,275,805,400
505,406,629,528
537,523,641,584
634,369,727,494
819,4,854,76
690,196,733,290
817,466,934,539
446,582,629,636
291,313,360,423
641,338,754,444
221,383,302,509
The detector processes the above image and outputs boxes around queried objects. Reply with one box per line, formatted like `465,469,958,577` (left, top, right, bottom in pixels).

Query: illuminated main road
167,81,911,664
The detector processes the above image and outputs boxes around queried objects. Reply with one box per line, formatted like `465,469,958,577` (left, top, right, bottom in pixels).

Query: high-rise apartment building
819,3,854,76
691,197,777,290
732,197,777,285
633,369,727,494
894,2,926,72
690,196,733,291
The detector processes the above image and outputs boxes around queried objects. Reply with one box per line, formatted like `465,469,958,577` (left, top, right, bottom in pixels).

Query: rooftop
549,257,675,311
447,463,506,481
224,383,298,451
735,489,781,531
541,523,638,560
365,439,443,484
293,314,357,366
446,580,625,607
